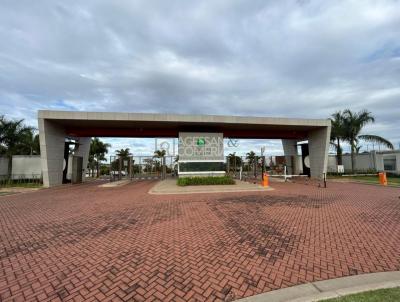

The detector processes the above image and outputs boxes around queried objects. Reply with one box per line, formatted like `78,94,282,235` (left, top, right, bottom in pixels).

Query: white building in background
327,150,400,174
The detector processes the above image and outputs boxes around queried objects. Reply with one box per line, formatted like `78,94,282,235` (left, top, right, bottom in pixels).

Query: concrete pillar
308,126,331,179
38,118,65,187
282,139,298,175
74,137,91,182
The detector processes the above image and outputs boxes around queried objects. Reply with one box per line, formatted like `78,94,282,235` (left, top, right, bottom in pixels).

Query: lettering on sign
227,138,239,148
178,132,224,161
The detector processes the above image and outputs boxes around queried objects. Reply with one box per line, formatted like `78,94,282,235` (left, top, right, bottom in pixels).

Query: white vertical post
284,165,287,182
308,126,331,179
38,118,65,187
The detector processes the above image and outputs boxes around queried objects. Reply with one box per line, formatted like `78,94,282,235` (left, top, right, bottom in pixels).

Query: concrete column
74,137,91,182
282,139,298,175
38,118,65,187
308,126,331,179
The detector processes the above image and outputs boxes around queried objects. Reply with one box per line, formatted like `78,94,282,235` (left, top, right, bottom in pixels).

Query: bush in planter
177,176,235,186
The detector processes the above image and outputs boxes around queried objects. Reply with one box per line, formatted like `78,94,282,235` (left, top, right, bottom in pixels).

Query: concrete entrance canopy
38,110,331,186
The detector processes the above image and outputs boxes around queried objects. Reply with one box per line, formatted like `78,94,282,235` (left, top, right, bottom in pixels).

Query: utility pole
233,152,236,177
261,146,265,179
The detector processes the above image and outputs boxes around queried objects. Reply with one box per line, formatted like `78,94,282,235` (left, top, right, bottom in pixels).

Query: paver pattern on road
0,180,399,301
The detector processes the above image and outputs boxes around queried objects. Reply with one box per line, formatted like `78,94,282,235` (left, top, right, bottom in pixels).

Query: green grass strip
321,287,400,302
177,176,235,186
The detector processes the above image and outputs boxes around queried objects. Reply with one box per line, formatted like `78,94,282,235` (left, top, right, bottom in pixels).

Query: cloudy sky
1,0,399,155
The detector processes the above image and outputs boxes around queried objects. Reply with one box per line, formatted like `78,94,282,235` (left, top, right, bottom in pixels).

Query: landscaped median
150,178,272,194
177,176,235,186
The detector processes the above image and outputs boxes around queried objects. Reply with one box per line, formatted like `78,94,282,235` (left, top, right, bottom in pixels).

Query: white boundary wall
327,150,400,174
0,155,42,178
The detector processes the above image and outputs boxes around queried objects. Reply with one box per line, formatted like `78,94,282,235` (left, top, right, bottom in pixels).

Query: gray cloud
1,0,399,153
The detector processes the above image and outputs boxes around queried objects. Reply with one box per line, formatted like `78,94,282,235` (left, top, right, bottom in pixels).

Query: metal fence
225,155,290,179
109,155,177,181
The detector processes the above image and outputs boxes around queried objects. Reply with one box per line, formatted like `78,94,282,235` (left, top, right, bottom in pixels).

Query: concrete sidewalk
149,179,274,194
98,179,132,187
236,271,400,302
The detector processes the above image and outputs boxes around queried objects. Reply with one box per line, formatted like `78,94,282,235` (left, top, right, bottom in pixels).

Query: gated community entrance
38,111,331,187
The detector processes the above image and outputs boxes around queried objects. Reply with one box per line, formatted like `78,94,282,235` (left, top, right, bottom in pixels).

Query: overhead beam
65,127,308,139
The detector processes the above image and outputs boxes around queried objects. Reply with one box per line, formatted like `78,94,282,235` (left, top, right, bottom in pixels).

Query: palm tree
342,109,394,172
330,111,345,165
227,153,242,172
245,150,257,174
0,116,35,178
153,150,166,173
153,149,166,158
245,151,256,165
115,148,131,159
90,138,111,177
113,148,132,176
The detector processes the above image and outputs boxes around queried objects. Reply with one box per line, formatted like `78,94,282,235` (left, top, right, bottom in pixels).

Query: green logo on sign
197,138,205,146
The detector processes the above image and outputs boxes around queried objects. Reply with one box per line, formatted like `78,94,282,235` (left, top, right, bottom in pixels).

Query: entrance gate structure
38,111,331,187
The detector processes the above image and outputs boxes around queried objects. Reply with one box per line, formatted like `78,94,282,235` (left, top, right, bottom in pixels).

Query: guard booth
71,156,83,184
62,140,88,184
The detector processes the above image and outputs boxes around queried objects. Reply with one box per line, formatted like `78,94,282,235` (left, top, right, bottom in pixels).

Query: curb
235,271,400,302
148,179,274,195
148,187,274,195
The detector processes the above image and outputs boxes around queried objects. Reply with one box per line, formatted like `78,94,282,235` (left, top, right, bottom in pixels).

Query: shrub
177,176,235,186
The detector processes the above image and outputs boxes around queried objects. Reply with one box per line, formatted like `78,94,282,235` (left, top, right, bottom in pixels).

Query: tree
114,148,132,174
142,158,154,173
330,111,345,165
227,153,242,172
245,150,257,174
115,148,131,159
19,132,40,155
89,138,111,177
153,149,166,158
341,109,394,172
153,150,166,173
0,116,35,177
245,151,256,165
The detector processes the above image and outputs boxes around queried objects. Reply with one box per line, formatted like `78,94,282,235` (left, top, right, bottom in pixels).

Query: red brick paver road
0,180,399,301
